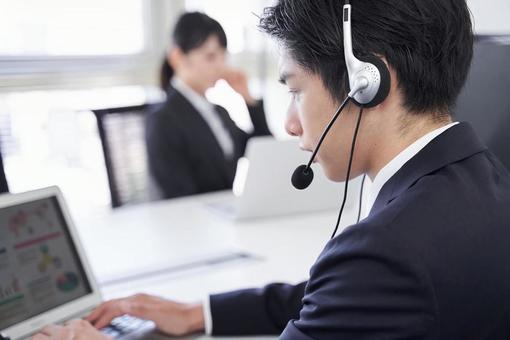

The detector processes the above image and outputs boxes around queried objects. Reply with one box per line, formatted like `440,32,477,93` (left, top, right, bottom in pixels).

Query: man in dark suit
35,1,510,339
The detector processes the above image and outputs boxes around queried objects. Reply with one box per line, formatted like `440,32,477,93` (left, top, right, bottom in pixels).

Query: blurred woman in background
147,12,272,199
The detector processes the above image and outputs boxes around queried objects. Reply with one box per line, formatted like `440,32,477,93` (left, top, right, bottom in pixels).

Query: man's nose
285,105,303,137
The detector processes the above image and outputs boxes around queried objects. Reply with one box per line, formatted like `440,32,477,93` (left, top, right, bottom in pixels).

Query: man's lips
300,145,318,163
299,143,311,152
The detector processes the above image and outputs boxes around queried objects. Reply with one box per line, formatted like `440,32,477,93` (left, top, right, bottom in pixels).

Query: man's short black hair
259,0,474,115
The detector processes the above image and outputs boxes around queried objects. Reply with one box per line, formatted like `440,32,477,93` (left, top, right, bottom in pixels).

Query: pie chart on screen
56,272,79,292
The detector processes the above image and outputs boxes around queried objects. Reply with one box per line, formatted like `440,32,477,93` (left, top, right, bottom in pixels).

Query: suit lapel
166,86,233,184
370,122,487,215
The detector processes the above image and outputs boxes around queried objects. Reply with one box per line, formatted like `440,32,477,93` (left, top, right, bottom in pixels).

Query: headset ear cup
361,55,391,108
344,55,391,108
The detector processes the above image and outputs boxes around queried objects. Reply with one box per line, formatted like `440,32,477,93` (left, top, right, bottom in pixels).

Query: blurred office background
0,0,508,220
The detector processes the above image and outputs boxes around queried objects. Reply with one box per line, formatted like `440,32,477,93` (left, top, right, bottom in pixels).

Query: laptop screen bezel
0,186,103,339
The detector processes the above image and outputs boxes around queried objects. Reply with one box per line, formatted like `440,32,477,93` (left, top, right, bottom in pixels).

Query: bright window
0,86,163,220
0,1,168,219
185,0,272,54
0,0,145,57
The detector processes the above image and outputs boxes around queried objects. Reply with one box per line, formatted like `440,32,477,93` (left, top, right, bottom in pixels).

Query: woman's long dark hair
160,12,228,90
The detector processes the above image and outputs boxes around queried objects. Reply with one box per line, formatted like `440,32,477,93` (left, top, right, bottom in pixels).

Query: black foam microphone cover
292,164,314,190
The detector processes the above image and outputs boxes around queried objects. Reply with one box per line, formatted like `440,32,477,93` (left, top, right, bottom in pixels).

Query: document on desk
98,250,260,287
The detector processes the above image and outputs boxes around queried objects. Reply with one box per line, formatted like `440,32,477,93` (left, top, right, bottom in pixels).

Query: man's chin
320,165,340,182
321,165,351,183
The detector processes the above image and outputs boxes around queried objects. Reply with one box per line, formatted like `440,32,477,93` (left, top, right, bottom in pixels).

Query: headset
291,0,391,238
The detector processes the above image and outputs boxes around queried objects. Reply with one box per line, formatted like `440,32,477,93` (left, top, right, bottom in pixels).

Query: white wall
467,0,510,34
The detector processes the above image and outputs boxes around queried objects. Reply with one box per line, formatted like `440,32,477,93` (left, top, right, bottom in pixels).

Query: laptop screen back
0,196,92,330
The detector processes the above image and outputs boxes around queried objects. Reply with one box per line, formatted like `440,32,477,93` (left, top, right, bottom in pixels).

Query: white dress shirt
203,121,459,335
359,122,459,219
171,77,234,158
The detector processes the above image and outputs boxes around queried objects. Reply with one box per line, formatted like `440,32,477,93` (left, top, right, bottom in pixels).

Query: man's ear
368,58,398,111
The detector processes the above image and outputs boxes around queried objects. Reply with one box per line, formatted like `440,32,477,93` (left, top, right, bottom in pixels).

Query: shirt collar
171,77,214,113
361,122,459,219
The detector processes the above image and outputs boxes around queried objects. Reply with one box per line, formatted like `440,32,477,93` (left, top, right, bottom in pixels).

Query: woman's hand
85,294,205,337
222,67,257,106
32,319,109,340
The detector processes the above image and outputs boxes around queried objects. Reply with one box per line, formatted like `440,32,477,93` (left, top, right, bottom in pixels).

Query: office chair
93,104,162,208
454,35,510,171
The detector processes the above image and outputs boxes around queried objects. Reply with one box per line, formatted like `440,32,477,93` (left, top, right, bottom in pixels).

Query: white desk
75,191,358,339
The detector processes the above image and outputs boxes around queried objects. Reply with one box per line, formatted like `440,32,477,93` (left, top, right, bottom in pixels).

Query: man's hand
85,294,205,337
32,319,109,340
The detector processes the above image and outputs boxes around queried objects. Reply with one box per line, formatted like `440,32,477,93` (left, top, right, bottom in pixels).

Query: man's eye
288,90,301,101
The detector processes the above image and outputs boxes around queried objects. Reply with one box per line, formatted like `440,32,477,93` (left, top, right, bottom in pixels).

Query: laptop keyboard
101,315,151,338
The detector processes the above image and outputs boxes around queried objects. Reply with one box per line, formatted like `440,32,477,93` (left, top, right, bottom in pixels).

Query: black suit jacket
209,122,510,339
146,85,271,199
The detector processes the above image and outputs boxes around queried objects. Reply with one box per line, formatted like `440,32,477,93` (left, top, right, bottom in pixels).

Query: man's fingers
39,324,63,336
85,306,103,323
64,319,89,328
86,301,116,323
32,334,50,340
93,309,123,330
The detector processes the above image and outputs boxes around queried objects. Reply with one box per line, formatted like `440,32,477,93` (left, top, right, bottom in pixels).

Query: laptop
206,136,361,220
0,187,154,340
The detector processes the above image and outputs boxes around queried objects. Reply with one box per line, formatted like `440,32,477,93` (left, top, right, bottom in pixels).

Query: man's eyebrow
278,72,295,85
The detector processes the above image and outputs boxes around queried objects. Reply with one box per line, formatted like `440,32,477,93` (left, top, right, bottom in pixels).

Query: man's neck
367,114,453,180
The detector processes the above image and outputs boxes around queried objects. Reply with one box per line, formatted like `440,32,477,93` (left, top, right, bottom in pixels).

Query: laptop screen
0,196,92,330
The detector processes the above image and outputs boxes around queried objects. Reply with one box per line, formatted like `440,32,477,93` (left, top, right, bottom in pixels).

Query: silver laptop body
0,187,153,339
